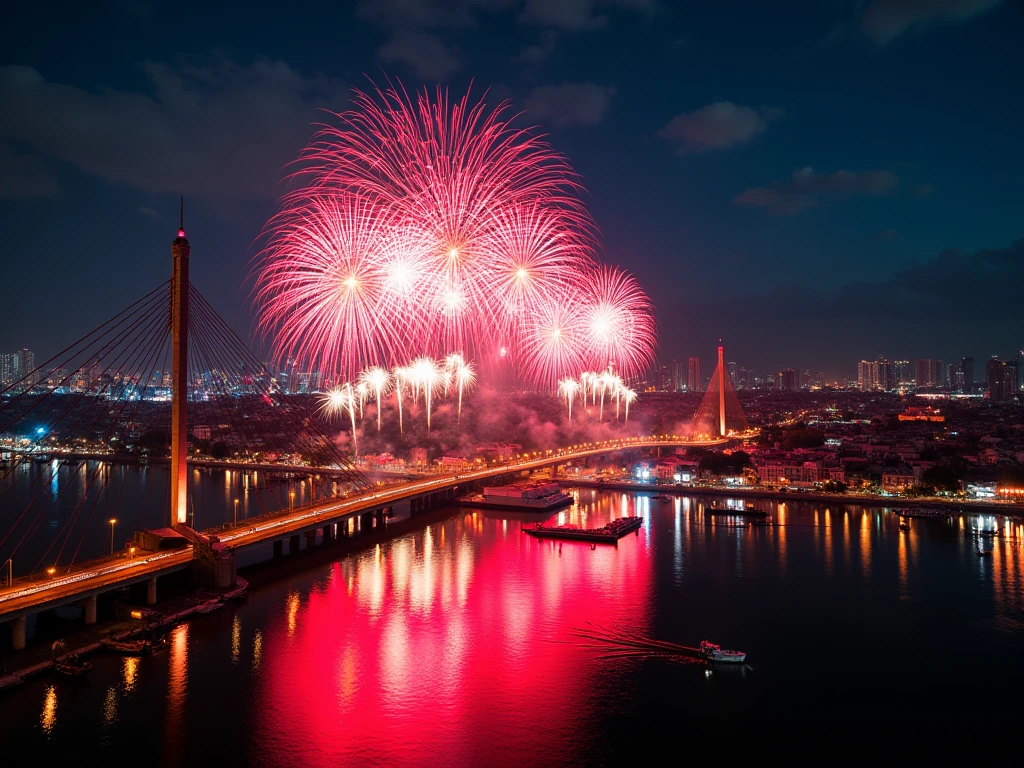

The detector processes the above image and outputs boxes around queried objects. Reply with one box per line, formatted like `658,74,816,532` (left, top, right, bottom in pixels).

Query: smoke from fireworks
254,77,657,390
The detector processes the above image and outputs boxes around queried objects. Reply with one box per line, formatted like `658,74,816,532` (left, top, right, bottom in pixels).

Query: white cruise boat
700,640,746,663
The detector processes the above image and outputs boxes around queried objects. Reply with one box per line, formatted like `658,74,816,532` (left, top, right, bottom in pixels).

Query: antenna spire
179,195,184,230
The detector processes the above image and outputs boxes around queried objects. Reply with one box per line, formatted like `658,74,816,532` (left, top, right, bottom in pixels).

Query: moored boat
101,637,153,654
699,640,746,664
524,516,643,543
54,652,93,676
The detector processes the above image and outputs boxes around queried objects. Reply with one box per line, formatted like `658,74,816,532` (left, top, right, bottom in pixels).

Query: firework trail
411,356,443,430
558,377,580,421
359,366,392,430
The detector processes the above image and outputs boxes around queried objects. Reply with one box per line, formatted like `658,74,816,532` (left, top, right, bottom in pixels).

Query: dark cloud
0,144,60,200
676,236,1024,371
0,57,346,202
519,0,657,31
658,101,779,154
356,0,514,28
734,167,899,215
378,29,462,79
524,82,616,126
514,29,557,63
860,0,1003,44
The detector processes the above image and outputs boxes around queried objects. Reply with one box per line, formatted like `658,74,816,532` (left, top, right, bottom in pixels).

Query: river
1,475,1023,764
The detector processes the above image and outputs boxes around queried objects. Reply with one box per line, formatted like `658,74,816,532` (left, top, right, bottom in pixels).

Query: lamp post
3,558,11,587
108,518,117,555
289,491,295,512
234,498,239,526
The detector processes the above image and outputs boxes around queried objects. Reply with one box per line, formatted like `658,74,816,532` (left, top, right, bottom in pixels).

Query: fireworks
557,377,580,421
253,77,657,390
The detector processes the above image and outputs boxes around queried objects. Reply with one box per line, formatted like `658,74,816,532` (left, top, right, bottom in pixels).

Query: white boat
700,640,746,663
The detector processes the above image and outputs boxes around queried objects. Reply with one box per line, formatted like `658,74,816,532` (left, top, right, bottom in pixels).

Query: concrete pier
305,530,316,549
289,534,300,554
273,540,284,558
11,615,26,651
84,595,97,625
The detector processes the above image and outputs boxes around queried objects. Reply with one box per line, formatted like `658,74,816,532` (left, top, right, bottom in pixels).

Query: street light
129,546,136,561
108,518,117,554
290,490,295,512
234,498,240,525
47,567,56,577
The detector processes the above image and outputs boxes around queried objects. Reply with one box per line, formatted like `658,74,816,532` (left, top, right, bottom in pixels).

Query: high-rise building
915,359,943,388
948,364,964,392
987,357,1019,401
659,364,670,392
687,357,701,393
960,357,974,393
672,360,684,392
17,349,35,387
0,353,15,387
877,359,893,391
894,360,912,386
727,362,737,385
858,360,876,391
779,368,798,391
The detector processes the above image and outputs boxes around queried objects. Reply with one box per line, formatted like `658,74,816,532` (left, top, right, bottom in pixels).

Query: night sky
1,0,1020,379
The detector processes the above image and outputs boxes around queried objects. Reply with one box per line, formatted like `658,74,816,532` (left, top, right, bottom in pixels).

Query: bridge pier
289,534,300,555
146,577,157,606
338,520,348,538
374,509,384,527
11,615,26,651
305,530,317,550
273,540,284,558
322,525,334,543
359,512,372,533
83,595,97,625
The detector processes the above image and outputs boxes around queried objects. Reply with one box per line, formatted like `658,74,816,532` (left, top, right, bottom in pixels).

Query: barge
456,481,573,511
523,516,643,543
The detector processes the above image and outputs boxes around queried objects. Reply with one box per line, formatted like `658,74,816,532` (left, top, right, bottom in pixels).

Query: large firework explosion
253,77,657,391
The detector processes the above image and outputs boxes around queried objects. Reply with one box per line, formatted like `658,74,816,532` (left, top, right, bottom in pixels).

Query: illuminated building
672,359,684,392
687,357,701,393
986,356,1019,401
779,368,798,391
915,359,943,388
894,359,912,386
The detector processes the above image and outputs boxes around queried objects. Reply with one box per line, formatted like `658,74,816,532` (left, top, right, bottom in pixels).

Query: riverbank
560,478,1024,516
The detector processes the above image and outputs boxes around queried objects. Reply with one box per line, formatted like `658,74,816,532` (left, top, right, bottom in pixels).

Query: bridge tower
692,340,749,438
170,197,190,525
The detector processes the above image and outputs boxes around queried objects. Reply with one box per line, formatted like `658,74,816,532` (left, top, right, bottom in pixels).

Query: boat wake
562,622,705,664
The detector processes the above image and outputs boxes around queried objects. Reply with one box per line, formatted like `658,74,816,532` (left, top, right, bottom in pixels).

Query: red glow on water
251,499,652,765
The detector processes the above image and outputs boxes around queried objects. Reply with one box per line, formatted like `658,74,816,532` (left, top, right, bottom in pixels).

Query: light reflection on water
5,491,1024,764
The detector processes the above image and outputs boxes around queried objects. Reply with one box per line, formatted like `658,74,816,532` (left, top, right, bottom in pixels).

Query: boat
654,494,672,502
53,652,92,677
898,522,910,532
456,480,573,511
706,508,767,519
196,600,224,614
977,550,992,557
975,529,1000,537
524,516,643,543
700,640,746,664
101,637,153,654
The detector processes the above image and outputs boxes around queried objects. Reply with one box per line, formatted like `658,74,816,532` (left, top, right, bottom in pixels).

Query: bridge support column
322,525,334,543
273,540,284,558
11,615,26,651
289,534,300,555
374,509,384,527
360,512,372,533
305,530,316,550
338,520,348,538
83,595,97,625
146,577,157,606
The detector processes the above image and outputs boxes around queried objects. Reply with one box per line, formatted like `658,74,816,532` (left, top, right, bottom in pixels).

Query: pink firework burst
579,265,658,378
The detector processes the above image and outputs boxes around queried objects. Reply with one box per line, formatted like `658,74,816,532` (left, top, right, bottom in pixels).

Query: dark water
2,489,1023,765
0,461,326,577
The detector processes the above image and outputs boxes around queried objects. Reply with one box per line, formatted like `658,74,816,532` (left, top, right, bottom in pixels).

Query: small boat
101,637,152,654
977,549,992,557
975,529,1000,537
54,653,92,677
898,522,910,532
654,494,672,502
700,640,746,664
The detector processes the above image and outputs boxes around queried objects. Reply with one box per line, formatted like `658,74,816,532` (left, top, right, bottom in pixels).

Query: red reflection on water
253,498,653,766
